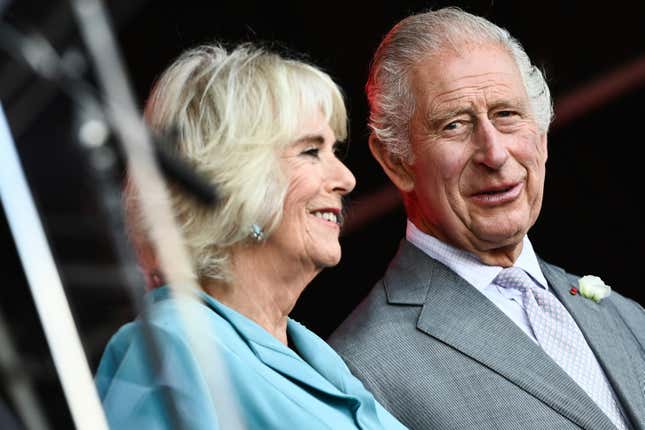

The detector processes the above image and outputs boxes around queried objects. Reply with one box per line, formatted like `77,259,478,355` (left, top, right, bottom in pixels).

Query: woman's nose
330,157,356,195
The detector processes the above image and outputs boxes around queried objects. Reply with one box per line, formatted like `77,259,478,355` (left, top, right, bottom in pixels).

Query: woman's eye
302,147,320,157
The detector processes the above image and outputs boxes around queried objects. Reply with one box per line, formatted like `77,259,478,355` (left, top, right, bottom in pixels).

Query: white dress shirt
406,220,548,342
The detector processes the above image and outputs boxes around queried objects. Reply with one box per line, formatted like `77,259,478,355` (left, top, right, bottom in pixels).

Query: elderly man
330,7,645,430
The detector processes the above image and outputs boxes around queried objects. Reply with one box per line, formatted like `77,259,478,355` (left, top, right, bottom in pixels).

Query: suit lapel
542,262,645,429
385,241,617,430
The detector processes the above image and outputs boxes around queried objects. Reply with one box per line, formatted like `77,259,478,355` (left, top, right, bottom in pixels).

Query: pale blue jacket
95,287,407,430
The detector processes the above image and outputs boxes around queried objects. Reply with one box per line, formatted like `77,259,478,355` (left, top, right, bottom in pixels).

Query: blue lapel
197,292,341,397
198,290,377,416
287,319,355,392
288,319,382,423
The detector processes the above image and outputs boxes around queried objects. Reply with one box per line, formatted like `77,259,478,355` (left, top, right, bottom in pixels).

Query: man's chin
468,234,525,266
473,226,527,251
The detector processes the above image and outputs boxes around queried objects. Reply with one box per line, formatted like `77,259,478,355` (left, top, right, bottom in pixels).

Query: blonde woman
95,44,408,430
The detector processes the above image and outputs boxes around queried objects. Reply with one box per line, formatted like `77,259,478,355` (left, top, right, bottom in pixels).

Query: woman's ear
368,135,415,192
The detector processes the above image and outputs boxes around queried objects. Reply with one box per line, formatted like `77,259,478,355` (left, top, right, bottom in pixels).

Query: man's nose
472,119,509,170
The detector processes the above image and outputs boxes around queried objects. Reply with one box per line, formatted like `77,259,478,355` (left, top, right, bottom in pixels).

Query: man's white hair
367,7,553,162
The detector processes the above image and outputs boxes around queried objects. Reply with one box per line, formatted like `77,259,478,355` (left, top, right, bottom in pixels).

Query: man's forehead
411,47,527,108
411,43,520,85
428,82,524,110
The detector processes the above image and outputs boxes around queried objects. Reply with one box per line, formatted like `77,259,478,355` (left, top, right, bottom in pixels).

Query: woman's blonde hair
126,43,347,283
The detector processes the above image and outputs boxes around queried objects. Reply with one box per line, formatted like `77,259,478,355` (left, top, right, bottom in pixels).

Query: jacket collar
383,241,620,430
541,263,645,429
193,288,381,424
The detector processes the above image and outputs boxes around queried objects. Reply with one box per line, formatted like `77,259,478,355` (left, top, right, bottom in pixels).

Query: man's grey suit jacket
329,240,645,430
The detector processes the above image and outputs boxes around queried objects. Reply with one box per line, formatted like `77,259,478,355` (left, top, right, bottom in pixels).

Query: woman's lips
470,182,523,206
309,208,343,227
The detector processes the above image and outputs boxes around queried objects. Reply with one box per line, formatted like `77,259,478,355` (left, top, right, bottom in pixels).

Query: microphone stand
68,3,246,426
0,305,47,430
0,8,240,429
0,97,106,429
68,0,245,428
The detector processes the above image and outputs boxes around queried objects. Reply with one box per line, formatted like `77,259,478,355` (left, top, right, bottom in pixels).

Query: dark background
1,1,644,428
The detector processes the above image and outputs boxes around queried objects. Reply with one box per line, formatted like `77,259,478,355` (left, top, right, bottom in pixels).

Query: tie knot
494,267,535,292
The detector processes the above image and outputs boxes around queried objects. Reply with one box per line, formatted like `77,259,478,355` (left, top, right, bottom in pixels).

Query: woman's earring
250,224,264,242
146,269,165,288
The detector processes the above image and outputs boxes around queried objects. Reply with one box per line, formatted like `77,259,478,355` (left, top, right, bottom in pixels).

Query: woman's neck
202,245,318,346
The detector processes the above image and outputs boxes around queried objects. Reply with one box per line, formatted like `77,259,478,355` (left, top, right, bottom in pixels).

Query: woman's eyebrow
294,134,325,145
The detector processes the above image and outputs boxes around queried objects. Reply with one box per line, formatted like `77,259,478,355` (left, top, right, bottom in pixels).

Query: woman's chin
313,248,342,269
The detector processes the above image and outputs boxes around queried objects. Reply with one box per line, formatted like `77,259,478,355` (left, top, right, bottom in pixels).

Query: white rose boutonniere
578,275,611,303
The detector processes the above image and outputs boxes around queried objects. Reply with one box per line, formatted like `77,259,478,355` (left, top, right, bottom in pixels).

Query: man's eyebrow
434,106,471,118
428,106,473,127
493,98,529,111
429,97,527,123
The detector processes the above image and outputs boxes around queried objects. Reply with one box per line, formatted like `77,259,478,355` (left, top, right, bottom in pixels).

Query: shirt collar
405,220,548,292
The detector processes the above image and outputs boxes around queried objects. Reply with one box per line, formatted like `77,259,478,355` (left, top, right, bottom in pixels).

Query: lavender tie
495,267,628,430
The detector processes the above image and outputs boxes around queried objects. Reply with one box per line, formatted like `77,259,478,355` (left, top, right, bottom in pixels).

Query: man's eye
494,110,524,130
496,110,518,118
443,121,464,132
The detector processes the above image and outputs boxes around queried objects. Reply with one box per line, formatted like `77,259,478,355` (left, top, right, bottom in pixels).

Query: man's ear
368,134,415,192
